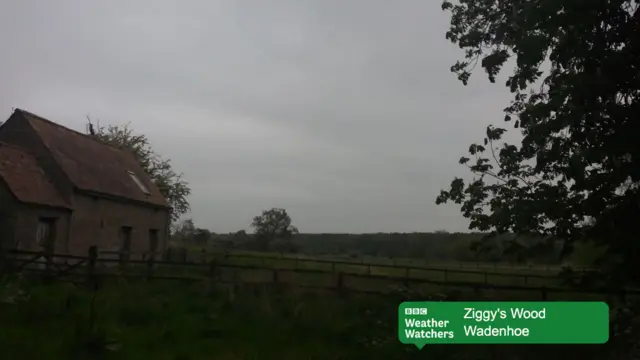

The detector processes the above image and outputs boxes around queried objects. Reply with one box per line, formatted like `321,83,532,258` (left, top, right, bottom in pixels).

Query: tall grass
0,275,630,359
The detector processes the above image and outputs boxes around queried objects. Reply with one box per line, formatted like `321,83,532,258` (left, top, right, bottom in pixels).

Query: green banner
398,301,609,348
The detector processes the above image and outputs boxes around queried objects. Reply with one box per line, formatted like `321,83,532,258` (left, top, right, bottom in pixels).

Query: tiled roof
0,141,70,209
14,109,169,208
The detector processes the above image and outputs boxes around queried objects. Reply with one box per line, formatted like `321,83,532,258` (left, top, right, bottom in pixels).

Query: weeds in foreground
0,276,636,359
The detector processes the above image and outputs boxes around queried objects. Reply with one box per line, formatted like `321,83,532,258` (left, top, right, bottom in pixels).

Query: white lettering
405,329,455,339
510,308,546,319
464,325,530,337
463,308,507,322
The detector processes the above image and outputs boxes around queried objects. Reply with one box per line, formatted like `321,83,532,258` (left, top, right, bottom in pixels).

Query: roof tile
15,109,169,208
0,142,70,208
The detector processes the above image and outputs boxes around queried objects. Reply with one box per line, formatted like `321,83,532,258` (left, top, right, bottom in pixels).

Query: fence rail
165,248,587,284
1,247,635,301
200,246,596,271
232,251,593,271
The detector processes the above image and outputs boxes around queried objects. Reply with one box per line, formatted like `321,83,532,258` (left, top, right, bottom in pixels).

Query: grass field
0,275,628,360
179,250,571,290
146,265,617,302
7,247,614,301
199,248,580,273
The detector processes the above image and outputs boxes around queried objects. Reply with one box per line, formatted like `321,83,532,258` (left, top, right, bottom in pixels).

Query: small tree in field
250,208,298,251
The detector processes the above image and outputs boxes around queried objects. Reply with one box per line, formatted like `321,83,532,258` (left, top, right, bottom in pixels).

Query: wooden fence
1,247,637,302
164,247,578,287
223,250,593,272
169,247,590,271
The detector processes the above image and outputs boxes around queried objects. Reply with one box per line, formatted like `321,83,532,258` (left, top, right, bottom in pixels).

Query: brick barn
0,109,170,260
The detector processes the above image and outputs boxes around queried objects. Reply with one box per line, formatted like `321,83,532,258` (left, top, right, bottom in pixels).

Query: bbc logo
405,307,428,315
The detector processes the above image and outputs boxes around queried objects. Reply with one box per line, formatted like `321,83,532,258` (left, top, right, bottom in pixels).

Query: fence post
43,244,55,282
119,250,129,274
403,270,411,288
208,258,218,281
336,272,344,291
146,252,155,280
540,286,548,300
0,246,15,275
87,246,97,284
0,246,5,275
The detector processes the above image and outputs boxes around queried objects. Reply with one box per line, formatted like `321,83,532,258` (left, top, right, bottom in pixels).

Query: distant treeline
171,226,594,265
273,232,562,264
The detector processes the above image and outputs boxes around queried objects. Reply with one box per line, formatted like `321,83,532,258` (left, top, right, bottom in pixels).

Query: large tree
87,121,191,223
251,208,298,250
435,1,640,286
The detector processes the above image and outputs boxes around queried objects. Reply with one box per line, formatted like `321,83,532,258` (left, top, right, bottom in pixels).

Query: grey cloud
0,0,516,233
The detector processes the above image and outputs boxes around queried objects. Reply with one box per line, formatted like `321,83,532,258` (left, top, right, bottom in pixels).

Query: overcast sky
0,0,517,233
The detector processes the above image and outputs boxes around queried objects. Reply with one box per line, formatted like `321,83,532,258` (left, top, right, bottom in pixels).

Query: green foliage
87,120,191,223
170,219,214,248
1,277,637,359
251,208,299,250
437,0,640,285
199,231,563,265
171,218,196,237
0,278,420,359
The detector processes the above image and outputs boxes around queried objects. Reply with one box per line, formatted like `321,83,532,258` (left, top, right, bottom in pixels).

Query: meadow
0,274,630,360
3,247,639,359
221,249,581,272
5,247,624,302
164,249,584,295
